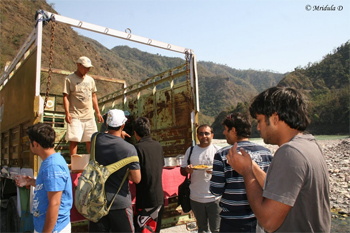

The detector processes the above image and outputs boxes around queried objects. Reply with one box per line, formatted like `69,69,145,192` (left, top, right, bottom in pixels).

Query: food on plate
193,164,212,169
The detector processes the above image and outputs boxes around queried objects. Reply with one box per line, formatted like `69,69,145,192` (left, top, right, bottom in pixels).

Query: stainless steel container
164,157,177,168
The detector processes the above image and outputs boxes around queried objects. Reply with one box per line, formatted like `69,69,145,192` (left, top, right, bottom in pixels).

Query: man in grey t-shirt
226,87,331,232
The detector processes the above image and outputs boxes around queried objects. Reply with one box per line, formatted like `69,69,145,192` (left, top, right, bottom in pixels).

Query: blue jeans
190,199,221,233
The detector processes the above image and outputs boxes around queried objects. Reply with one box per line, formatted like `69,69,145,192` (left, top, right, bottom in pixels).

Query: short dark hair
249,86,310,131
107,125,122,131
222,112,251,138
196,124,213,134
26,123,55,149
134,117,151,137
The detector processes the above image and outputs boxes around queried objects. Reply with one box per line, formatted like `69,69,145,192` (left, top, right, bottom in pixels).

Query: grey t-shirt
263,134,331,232
93,132,140,210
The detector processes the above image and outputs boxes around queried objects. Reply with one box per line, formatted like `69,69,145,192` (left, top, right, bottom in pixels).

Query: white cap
107,109,127,127
76,56,94,68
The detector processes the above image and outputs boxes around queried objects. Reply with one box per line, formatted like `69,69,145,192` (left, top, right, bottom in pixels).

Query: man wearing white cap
89,109,141,232
63,56,103,156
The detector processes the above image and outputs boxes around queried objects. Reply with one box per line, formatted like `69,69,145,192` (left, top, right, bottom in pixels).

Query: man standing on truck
24,123,73,233
210,112,273,232
63,56,103,155
133,117,164,233
89,109,141,233
180,124,221,233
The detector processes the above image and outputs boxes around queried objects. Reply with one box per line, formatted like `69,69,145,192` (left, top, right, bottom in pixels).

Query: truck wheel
6,196,20,232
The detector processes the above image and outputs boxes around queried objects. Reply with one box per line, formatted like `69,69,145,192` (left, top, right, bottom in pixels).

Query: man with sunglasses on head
210,112,273,232
180,124,222,233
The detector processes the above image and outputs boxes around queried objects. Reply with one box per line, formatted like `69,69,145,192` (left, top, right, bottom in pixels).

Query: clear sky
46,0,349,73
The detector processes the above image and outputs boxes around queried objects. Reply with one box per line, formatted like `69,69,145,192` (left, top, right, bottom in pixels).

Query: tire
6,196,20,232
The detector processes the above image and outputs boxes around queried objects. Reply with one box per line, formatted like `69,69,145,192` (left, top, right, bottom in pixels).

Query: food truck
0,10,199,232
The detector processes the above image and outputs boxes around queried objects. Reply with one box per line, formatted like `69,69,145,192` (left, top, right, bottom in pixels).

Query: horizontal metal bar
40,67,126,84
43,10,193,55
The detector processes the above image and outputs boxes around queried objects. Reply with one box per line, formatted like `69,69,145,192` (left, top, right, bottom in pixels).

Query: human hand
185,165,194,174
205,168,212,174
97,113,103,123
227,143,253,176
15,175,35,187
65,113,72,124
121,131,131,139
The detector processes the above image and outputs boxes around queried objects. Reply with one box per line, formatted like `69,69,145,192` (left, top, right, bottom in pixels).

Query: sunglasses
198,132,211,136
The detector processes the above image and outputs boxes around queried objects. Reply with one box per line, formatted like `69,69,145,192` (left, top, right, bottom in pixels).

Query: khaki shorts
65,118,97,142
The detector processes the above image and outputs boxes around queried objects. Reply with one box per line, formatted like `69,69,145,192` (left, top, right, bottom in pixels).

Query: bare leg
69,141,78,155
86,141,91,154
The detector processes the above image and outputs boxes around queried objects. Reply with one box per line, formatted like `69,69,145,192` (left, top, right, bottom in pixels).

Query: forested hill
279,41,349,135
212,41,350,138
0,0,284,122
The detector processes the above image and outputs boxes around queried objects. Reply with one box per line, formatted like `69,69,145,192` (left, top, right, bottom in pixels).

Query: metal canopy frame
0,9,199,112
44,10,193,55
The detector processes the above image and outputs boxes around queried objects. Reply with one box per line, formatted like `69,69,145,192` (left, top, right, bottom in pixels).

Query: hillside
212,41,350,138
5,0,348,137
279,41,350,135
0,0,286,122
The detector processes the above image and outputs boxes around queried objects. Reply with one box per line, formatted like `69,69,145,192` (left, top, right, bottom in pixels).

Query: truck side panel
1,49,37,168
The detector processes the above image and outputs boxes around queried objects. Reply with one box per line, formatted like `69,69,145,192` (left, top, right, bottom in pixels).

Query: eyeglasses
198,132,211,136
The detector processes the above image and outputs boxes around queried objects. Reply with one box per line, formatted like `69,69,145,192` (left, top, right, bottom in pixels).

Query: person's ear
272,113,279,125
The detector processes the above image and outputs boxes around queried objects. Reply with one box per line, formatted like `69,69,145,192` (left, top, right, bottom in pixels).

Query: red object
70,173,85,222
70,166,183,222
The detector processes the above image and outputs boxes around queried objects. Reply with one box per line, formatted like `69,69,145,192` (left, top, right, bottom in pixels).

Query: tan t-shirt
63,73,97,119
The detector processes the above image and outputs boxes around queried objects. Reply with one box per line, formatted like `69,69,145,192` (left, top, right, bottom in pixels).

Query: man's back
211,141,272,223
134,135,164,209
94,132,139,209
263,134,331,232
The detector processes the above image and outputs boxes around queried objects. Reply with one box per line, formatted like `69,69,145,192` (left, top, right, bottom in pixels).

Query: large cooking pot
176,154,185,166
164,157,177,168
71,154,90,172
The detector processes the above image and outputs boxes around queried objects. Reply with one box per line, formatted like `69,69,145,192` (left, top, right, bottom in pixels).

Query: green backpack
74,133,139,223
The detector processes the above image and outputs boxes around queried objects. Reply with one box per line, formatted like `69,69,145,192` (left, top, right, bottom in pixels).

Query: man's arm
180,165,193,176
252,161,266,188
92,92,103,123
42,191,62,233
63,94,71,124
227,144,291,232
129,169,141,184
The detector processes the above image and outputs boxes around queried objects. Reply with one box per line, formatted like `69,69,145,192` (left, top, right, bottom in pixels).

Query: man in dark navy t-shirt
89,109,141,233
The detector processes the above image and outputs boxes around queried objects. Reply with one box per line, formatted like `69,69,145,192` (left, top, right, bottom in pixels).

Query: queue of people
16,56,330,233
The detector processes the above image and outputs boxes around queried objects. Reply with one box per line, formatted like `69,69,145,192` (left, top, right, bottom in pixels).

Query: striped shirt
210,141,273,224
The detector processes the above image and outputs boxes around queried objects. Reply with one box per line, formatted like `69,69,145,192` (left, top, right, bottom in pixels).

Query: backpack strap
106,156,139,174
186,146,194,179
105,156,139,211
90,133,100,161
107,168,130,211
187,146,194,165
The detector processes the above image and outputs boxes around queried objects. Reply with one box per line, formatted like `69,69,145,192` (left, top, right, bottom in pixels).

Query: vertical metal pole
35,14,43,97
